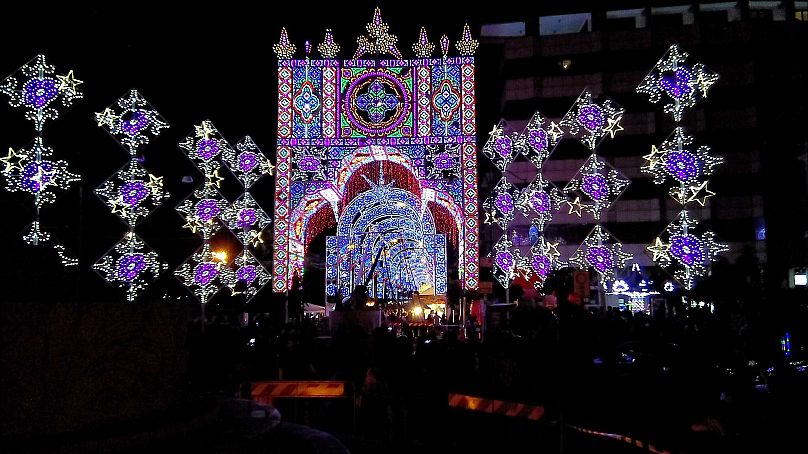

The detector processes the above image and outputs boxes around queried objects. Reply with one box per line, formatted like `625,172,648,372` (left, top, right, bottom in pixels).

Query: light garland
638,45,727,290
568,225,633,281
1,54,81,266
636,44,718,122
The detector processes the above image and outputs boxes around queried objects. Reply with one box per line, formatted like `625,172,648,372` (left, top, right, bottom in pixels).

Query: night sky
0,1,512,303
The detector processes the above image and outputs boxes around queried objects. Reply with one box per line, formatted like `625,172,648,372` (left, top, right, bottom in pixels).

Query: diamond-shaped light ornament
642,127,723,205
176,184,229,241
569,225,633,281
482,120,524,172
647,210,728,290
1,54,83,132
563,153,630,220
483,177,519,230
178,120,233,175
221,249,271,300
95,161,169,227
221,192,271,243
95,90,169,154
93,233,168,302
560,89,624,151
520,111,562,169
528,237,564,290
222,136,274,188
491,233,528,289
636,44,719,122
1,138,80,207
515,174,565,231
174,243,228,305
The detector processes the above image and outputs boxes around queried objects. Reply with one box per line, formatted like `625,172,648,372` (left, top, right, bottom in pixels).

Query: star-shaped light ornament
568,225,633,281
1,54,83,131
174,243,229,305
482,119,524,172
222,135,274,188
515,173,565,230
95,160,170,227
482,177,520,230
636,44,719,122
353,7,402,59
1,138,80,207
412,27,435,58
220,249,271,302
560,89,624,151
93,233,168,302
520,111,562,169
642,127,724,205
491,234,528,289
95,90,168,154
648,210,728,290
205,167,226,188
563,153,631,220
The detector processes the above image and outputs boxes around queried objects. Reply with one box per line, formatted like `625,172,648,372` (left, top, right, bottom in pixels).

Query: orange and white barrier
251,381,349,405
447,393,544,421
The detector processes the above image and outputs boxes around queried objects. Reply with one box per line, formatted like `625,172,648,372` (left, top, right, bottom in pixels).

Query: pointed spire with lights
354,7,402,59
318,29,340,58
456,24,478,55
273,28,296,59
412,26,434,58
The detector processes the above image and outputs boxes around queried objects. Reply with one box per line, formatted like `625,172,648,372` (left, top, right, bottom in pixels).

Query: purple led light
356,78,399,123
577,104,604,131
120,110,150,136
238,152,259,173
532,255,551,278
665,150,701,183
495,251,514,273
120,180,149,206
237,208,258,228
23,77,58,108
670,234,704,266
195,199,221,222
194,262,219,286
582,174,609,201
293,80,321,123
196,139,220,161
434,152,455,170
529,191,550,213
494,136,512,158
494,193,514,215
237,265,258,284
586,246,613,274
117,253,146,281
527,128,548,152
21,161,53,193
298,156,320,172
432,80,460,122
659,67,693,100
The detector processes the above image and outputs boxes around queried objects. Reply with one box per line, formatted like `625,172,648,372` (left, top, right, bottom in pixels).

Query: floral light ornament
174,243,229,305
482,177,519,230
482,120,524,172
93,233,168,302
520,111,562,169
636,44,718,122
560,89,624,151
491,233,529,289
569,225,633,281
647,211,728,290
515,173,565,231
563,153,630,220
528,237,564,290
95,90,168,154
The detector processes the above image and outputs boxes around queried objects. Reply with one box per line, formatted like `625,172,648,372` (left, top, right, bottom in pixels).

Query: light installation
273,8,480,302
482,112,565,291
562,89,633,281
93,90,170,301
1,55,82,266
637,44,727,290
219,136,273,300
174,121,234,305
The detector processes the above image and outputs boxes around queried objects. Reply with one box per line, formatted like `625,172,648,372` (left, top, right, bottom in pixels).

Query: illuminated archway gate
272,8,479,296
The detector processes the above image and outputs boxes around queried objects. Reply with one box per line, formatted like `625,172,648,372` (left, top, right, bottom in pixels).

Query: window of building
539,13,592,36
699,2,742,22
480,21,526,38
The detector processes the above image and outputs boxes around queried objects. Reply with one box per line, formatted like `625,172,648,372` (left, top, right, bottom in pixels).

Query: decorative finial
318,29,340,58
440,35,449,58
305,40,311,56
273,28,296,59
412,27,434,58
456,23,478,55
353,7,402,59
